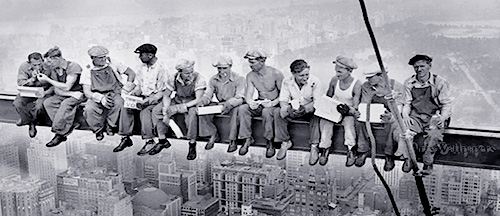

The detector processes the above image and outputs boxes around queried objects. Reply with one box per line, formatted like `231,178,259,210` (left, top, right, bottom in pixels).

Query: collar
289,75,313,89
89,63,110,70
409,72,435,85
214,71,235,82
142,61,157,69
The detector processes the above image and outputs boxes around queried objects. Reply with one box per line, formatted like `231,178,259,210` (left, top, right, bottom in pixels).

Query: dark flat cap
134,43,157,54
408,54,432,65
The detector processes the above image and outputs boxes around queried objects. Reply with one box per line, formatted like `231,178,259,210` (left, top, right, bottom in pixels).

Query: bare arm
352,81,362,109
245,74,256,104
185,89,205,108
124,67,136,82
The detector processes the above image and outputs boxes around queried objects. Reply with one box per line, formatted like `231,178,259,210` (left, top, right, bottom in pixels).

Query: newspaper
313,95,342,123
122,94,143,110
197,105,223,115
358,103,387,123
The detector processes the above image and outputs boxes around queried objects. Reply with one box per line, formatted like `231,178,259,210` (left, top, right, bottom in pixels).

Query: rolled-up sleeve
17,63,31,86
234,76,246,99
278,80,291,103
194,75,207,91
79,69,91,86
437,79,453,119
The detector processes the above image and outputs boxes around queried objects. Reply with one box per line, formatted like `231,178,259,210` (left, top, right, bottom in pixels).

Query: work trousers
273,108,318,144
318,116,356,149
356,120,403,156
118,103,158,140
13,95,47,125
152,101,198,140
198,103,239,140
43,95,86,136
84,93,124,133
237,104,276,140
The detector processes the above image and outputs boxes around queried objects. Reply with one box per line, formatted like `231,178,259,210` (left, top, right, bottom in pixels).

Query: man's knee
262,107,274,118
238,104,251,114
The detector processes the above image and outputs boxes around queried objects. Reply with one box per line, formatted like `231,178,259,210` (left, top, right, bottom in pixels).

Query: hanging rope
357,0,434,215
364,100,401,216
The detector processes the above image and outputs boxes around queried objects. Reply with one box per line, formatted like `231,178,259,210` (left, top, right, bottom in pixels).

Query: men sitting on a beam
80,46,136,141
312,56,362,166
354,67,406,171
14,52,53,138
401,54,452,175
237,49,284,157
197,55,245,151
37,46,86,147
113,43,171,155
274,59,322,160
153,59,207,160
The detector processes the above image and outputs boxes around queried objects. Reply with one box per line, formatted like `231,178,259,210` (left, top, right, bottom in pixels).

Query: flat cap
44,46,62,58
332,55,357,70
212,55,233,67
175,59,195,70
363,66,388,78
134,43,157,54
243,49,267,59
88,46,109,57
408,54,432,65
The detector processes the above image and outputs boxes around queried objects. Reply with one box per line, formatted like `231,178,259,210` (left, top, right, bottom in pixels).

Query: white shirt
134,60,171,97
279,75,322,106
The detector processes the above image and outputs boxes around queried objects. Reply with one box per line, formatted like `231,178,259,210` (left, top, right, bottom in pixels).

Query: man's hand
280,106,290,118
101,95,114,109
403,114,417,128
162,115,170,124
221,102,234,115
380,112,394,123
249,101,260,110
166,104,188,117
260,99,273,108
37,74,50,82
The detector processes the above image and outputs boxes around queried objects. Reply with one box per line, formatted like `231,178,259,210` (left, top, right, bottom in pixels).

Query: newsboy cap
212,55,233,67
134,43,157,55
87,46,109,57
408,54,432,65
332,55,357,70
175,59,196,70
243,49,267,60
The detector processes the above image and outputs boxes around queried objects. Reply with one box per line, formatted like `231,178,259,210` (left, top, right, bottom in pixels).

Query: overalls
84,66,124,133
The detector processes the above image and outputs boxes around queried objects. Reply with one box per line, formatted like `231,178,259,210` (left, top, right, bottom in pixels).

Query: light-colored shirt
134,60,171,97
79,58,128,86
279,74,322,107
202,71,245,105
17,61,51,88
403,72,452,119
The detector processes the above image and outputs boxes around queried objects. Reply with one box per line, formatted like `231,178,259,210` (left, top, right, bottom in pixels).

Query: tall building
189,152,212,189
0,142,20,179
285,150,305,183
56,167,124,209
85,140,135,181
180,194,219,216
242,189,294,216
132,187,182,216
158,159,198,203
144,154,174,187
68,153,97,169
460,167,482,205
27,137,68,185
0,175,55,216
290,165,333,216
98,189,133,216
212,160,287,214
374,159,401,188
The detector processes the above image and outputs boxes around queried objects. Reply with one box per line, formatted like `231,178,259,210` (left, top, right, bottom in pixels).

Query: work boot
277,140,292,160
149,139,171,155
421,164,433,176
137,139,156,156
205,133,219,150
239,137,254,156
309,144,320,165
187,142,197,160
46,134,67,147
345,150,356,167
16,119,23,126
28,123,37,138
355,152,369,167
384,155,395,171
319,147,330,166
402,158,412,173
227,140,238,152
113,136,133,152
265,140,276,158
95,130,104,141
